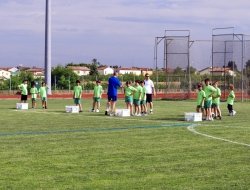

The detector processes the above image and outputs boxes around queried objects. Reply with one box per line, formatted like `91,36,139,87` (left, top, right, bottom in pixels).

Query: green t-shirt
204,85,216,101
30,87,38,99
124,86,137,97
227,90,235,105
133,85,142,100
212,87,221,104
39,86,48,98
93,85,103,98
141,86,146,101
18,83,28,95
197,90,206,106
73,85,83,99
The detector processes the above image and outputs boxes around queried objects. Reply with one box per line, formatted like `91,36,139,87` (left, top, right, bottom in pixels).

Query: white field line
187,124,250,148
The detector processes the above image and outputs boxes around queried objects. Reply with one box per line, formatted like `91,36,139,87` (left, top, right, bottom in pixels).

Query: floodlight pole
45,0,52,94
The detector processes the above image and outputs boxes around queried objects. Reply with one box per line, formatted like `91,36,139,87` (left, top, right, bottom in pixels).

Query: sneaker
91,109,94,112
232,110,236,116
150,110,153,114
105,111,108,115
96,109,100,113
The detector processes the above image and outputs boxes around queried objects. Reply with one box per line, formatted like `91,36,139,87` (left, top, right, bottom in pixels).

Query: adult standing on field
105,71,122,116
144,73,155,114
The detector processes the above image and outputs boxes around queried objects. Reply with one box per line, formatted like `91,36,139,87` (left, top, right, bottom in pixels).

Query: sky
1,0,250,70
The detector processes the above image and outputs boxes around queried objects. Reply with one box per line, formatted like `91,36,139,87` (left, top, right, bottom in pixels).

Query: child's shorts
125,96,133,103
133,99,140,106
140,100,146,105
41,97,47,102
211,103,219,108
74,98,81,105
204,100,212,109
93,97,101,102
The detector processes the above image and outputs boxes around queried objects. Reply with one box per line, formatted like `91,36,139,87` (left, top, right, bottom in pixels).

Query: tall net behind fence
165,36,190,93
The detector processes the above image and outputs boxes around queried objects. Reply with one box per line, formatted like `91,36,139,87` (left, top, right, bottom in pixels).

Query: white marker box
65,106,79,113
16,103,28,110
115,109,130,117
184,112,202,122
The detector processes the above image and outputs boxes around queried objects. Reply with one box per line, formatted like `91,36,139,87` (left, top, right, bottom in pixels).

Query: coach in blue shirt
105,71,122,115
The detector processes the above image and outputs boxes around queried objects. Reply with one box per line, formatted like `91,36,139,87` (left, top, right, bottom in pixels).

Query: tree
173,67,184,75
89,58,99,76
52,66,78,90
245,60,250,78
227,61,238,71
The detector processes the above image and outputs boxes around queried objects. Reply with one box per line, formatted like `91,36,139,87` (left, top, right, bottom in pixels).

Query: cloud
1,0,250,68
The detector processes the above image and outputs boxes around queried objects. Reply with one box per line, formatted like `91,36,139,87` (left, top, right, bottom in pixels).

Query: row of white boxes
16,103,202,121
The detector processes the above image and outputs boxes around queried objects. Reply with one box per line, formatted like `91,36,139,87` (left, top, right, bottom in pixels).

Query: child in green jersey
92,80,103,112
73,80,83,112
196,83,206,115
124,81,137,116
39,82,48,109
204,78,216,121
140,81,147,115
227,84,236,116
212,81,222,119
133,80,143,116
18,79,28,103
30,81,38,109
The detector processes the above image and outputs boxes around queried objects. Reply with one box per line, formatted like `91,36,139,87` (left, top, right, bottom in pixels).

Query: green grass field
0,99,249,189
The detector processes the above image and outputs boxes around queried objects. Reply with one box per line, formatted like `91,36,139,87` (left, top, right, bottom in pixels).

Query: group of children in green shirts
196,78,236,121
73,79,147,116
124,80,147,116
18,80,48,109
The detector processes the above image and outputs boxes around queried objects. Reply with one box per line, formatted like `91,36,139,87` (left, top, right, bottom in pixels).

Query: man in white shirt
144,73,155,114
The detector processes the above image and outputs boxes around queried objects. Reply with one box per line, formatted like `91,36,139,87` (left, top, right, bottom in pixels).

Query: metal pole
45,0,52,94
9,75,12,93
188,34,191,96
164,37,167,94
54,75,56,90
154,37,158,95
224,41,227,100
241,35,244,102
69,76,71,92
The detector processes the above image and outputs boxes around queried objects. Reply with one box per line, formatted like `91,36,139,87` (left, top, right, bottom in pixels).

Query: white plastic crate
115,109,130,117
16,103,28,110
184,112,202,122
65,106,79,113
